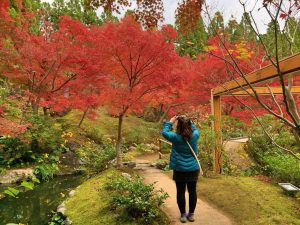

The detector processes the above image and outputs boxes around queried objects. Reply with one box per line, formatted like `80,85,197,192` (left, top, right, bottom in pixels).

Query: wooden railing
158,138,171,159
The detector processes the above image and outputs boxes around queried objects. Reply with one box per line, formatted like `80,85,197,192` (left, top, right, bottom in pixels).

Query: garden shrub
245,114,300,184
222,115,247,139
0,136,34,167
47,212,67,225
26,115,63,154
106,175,168,224
197,121,215,174
34,163,58,181
77,138,116,174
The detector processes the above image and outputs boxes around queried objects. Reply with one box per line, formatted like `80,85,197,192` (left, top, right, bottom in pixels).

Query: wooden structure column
212,93,222,173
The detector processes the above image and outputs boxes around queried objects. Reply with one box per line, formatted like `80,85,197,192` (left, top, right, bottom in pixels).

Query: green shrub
77,138,116,174
197,121,215,173
222,115,247,139
34,163,58,181
26,115,63,154
0,136,34,167
245,114,300,184
47,212,67,225
261,154,300,185
106,175,168,224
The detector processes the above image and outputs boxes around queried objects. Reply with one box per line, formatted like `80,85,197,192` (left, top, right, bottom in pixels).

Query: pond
0,175,84,225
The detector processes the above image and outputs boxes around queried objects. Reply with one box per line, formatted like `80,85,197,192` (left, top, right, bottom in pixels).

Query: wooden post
212,93,222,173
158,139,162,159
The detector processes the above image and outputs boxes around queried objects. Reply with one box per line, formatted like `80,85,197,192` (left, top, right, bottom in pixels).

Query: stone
69,190,76,197
64,141,81,151
121,172,132,180
0,168,34,184
57,202,66,214
129,146,137,151
66,218,73,225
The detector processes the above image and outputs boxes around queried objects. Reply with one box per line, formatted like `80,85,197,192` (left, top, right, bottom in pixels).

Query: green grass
197,175,300,225
61,108,160,146
64,168,169,225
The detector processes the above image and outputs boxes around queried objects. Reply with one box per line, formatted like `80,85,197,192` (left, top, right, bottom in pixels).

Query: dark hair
176,116,192,140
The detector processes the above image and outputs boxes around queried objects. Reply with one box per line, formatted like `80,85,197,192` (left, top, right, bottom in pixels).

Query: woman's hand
170,116,177,123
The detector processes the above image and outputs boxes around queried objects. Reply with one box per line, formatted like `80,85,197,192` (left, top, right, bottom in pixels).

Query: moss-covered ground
64,168,169,225
197,175,300,225
61,108,160,146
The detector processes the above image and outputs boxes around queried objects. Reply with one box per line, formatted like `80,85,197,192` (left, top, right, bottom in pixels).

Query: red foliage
95,16,179,116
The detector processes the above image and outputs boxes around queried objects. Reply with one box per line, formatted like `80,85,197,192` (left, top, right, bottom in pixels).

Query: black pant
175,181,197,214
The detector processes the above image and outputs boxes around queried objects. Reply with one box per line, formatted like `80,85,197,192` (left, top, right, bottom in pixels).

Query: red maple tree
95,16,179,166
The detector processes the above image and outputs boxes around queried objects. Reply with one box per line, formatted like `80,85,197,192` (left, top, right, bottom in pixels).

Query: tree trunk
292,128,300,151
116,114,124,167
78,108,89,128
158,104,171,123
43,107,48,117
31,101,39,115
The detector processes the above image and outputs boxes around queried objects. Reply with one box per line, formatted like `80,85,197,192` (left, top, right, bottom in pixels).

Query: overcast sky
43,0,272,33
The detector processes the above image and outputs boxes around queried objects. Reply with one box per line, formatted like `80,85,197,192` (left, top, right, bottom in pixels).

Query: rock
59,151,81,167
123,161,136,168
121,172,131,180
57,202,66,214
69,190,76,197
129,146,137,151
64,141,81,151
66,218,72,225
0,168,34,184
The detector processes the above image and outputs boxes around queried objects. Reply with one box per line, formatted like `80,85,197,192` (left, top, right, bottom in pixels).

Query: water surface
0,175,84,225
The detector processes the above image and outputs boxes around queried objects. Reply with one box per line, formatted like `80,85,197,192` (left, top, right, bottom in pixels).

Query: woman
162,115,200,223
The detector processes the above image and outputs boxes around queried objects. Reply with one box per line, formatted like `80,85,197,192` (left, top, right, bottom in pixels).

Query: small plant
77,138,116,174
106,176,168,224
47,212,67,225
34,163,58,181
0,136,34,167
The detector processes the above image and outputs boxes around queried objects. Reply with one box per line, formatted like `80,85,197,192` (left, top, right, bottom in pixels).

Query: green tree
42,0,104,26
207,11,224,36
176,17,208,58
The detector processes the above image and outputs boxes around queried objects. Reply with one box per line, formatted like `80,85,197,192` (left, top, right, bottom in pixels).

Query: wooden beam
212,53,300,96
212,95,222,173
230,86,300,96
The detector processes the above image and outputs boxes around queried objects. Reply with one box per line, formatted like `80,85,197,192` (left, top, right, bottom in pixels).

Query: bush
245,114,300,184
26,115,63,154
106,175,168,224
0,115,64,168
47,212,67,225
261,154,300,185
222,115,247,139
197,121,215,174
0,136,34,167
77,138,116,174
34,163,58,181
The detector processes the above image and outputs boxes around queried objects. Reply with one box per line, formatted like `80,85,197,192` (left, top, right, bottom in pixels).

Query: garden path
134,155,233,225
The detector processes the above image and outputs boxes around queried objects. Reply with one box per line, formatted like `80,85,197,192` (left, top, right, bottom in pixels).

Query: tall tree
207,11,224,36
175,0,203,34
97,16,179,167
0,4,102,117
134,0,164,29
87,0,130,14
42,0,104,26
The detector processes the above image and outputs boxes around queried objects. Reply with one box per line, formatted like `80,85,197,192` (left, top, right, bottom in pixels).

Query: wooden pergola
211,53,300,173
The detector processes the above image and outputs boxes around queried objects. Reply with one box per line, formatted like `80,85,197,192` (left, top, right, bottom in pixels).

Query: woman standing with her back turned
162,115,200,223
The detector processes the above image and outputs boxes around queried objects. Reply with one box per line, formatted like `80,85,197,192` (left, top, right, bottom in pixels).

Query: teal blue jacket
162,122,200,172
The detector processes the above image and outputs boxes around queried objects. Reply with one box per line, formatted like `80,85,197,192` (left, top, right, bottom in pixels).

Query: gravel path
135,157,233,225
